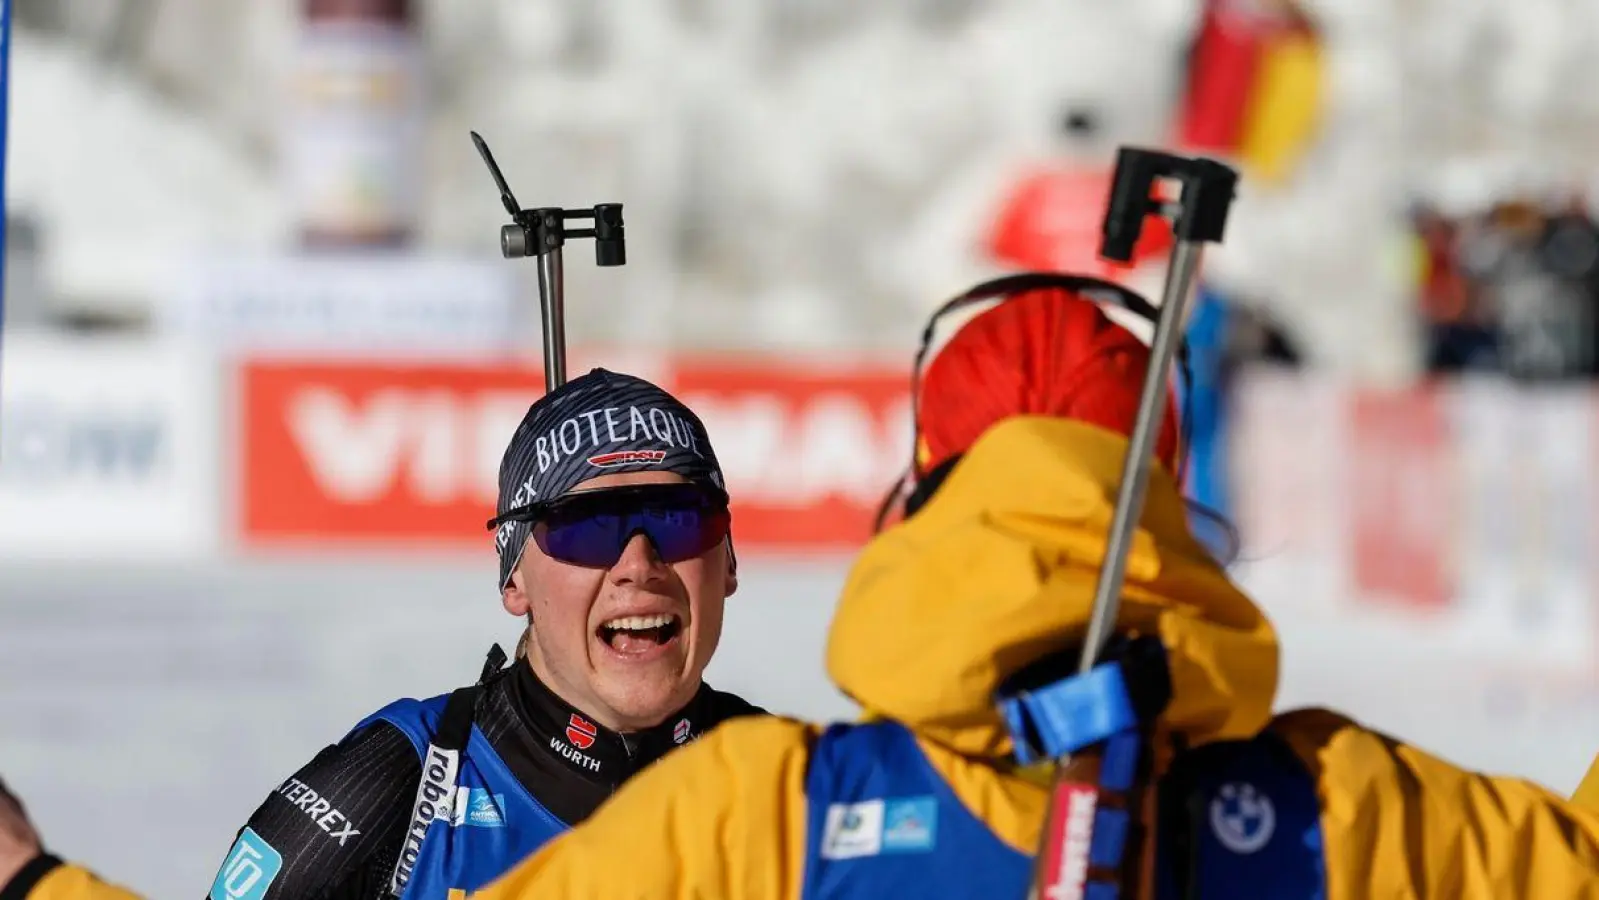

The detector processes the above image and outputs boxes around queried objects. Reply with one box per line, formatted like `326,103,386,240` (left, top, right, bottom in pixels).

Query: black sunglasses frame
485,481,731,533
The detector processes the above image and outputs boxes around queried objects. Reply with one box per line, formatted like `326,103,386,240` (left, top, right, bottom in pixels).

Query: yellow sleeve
26,863,142,900
479,716,818,900
1572,753,1599,811
1274,709,1599,899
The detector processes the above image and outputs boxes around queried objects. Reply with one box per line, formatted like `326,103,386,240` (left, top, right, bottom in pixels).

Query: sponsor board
165,254,521,353
1226,368,1349,612
237,357,544,547
672,358,910,552
1230,368,1598,669
229,350,1599,649
1347,383,1454,612
235,354,909,553
0,335,218,559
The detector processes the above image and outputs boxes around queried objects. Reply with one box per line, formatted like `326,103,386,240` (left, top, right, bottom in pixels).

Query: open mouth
597,613,683,655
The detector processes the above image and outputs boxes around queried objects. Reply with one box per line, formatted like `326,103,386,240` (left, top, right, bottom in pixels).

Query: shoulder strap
386,643,509,898
434,642,509,760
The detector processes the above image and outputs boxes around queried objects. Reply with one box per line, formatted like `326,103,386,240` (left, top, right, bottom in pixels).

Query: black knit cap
493,368,727,588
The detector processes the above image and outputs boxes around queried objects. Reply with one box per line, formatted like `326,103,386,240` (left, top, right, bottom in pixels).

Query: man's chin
595,675,697,729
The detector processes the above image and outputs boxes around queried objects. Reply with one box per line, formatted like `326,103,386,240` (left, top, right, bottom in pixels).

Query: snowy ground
2,557,1597,896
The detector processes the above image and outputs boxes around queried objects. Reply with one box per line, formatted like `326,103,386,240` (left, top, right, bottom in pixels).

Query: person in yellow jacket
0,778,138,900
478,277,1599,899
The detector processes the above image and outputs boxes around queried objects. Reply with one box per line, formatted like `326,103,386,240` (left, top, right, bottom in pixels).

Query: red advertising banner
239,359,542,548
672,359,911,553
237,356,911,554
1347,385,1455,611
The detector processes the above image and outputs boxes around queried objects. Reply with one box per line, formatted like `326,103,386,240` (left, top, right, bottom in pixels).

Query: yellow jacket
13,859,139,900
483,416,1599,899
1575,756,1599,810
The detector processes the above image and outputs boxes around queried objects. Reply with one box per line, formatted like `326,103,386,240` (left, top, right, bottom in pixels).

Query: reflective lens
530,483,731,568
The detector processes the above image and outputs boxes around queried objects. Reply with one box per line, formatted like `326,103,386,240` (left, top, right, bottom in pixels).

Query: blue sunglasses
487,482,732,569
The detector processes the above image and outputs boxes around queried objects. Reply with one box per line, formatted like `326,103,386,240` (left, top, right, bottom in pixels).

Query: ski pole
1077,148,1237,675
470,131,626,393
1029,147,1238,900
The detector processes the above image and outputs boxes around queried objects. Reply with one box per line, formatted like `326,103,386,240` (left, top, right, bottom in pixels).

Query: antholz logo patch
390,745,458,894
587,449,668,468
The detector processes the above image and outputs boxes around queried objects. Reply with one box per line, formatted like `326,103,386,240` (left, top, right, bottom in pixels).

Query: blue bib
1153,733,1327,900
350,696,570,898
799,721,1327,899
800,721,1032,900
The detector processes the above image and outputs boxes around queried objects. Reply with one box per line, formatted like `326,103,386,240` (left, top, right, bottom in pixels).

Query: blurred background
6,0,1599,893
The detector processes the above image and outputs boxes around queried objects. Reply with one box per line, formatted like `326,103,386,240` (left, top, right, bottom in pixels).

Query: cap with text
495,368,727,587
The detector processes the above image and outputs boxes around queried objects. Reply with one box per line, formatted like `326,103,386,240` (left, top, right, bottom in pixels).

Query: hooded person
474,280,1599,899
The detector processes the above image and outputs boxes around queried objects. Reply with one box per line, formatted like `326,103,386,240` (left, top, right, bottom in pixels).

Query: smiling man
190,367,764,899
0,371,763,900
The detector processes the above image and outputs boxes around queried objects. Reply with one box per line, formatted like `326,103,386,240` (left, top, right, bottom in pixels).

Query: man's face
502,470,736,731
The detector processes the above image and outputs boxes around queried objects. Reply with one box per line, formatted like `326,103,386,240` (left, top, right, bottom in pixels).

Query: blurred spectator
1414,201,1497,373
1534,196,1599,375
1413,193,1599,381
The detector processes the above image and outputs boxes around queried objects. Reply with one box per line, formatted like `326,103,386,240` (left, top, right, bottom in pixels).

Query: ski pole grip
1101,148,1166,262
1100,148,1239,261
592,204,626,267
1171,157,1238,244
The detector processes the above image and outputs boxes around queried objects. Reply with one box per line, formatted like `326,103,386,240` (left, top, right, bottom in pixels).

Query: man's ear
502,568,531,617
502,538,535,616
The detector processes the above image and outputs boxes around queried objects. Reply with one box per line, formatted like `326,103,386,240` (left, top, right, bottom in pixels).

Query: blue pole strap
1000,641,1169,898
999,657,1142,766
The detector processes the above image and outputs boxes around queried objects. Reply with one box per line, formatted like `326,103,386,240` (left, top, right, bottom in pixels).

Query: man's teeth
603,614,676,632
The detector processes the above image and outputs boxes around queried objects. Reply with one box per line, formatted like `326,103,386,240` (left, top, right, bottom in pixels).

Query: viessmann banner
234,354,1599,660
234,355,912,553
